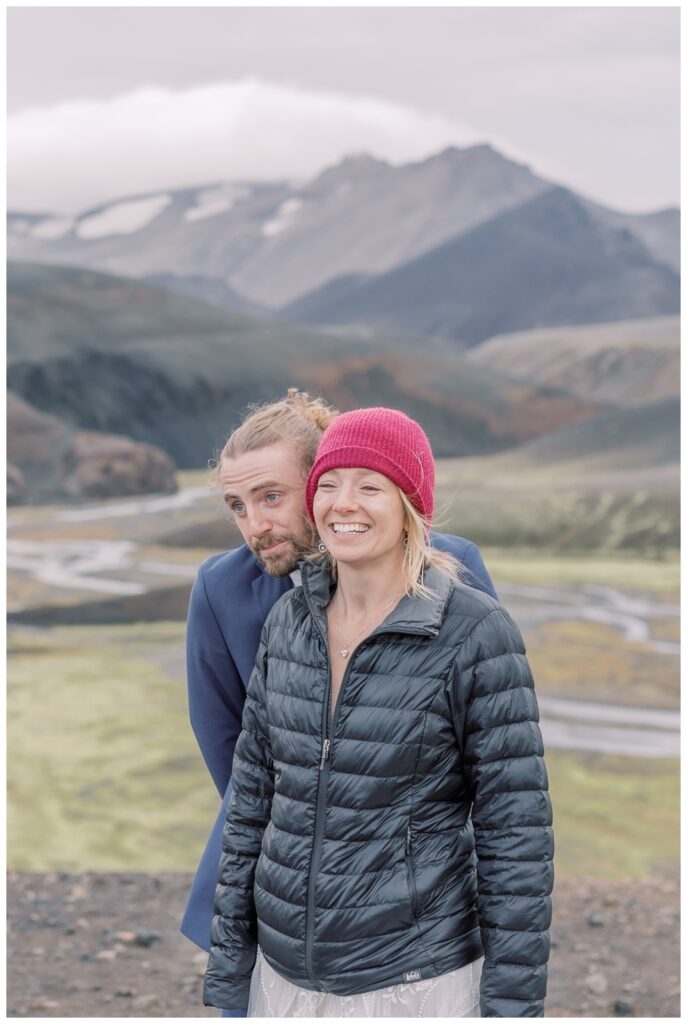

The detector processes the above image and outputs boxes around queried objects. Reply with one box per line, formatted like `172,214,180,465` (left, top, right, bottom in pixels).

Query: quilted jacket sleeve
202,629,274,1010
451,605,554,1017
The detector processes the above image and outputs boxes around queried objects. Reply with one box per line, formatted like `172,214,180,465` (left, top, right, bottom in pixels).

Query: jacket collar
299,558,452,639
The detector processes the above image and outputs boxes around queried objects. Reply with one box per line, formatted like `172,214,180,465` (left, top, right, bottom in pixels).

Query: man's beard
251,525,317,577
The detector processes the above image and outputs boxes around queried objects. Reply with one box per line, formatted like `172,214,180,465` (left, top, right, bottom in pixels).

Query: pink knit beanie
305,407,435,523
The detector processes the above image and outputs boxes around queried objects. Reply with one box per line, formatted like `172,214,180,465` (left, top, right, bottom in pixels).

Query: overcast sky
7,6,680,214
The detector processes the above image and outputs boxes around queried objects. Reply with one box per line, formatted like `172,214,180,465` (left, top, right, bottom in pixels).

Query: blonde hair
399,492,461,598
217,388,339,476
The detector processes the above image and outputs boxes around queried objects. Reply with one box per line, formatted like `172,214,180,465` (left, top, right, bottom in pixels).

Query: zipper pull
405,825,412,854
319,739,331,770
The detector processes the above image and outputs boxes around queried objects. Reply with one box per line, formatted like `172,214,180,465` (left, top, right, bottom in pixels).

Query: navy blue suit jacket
181,535,496,950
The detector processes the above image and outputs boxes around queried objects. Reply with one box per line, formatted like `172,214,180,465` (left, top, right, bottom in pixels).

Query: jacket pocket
404,825,418,918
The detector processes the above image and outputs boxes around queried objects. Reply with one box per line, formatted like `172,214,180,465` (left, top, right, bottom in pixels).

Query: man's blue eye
266,493,280,503
231,502,245,514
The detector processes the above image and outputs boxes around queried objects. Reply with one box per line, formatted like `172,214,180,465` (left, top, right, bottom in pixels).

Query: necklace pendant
340,646,349,658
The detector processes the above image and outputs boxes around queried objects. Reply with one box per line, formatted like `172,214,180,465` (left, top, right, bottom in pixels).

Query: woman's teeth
331,524,369,534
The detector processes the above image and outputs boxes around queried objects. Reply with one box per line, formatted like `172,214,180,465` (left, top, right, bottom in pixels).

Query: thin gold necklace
330,590,406,659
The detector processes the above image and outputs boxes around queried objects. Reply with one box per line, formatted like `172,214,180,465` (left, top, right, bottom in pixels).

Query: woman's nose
332,485,359,512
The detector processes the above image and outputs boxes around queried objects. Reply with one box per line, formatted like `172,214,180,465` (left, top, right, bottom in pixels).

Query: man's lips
258,539,288,555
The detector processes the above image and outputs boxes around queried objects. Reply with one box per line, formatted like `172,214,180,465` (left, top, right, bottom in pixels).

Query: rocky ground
7,872,679,1018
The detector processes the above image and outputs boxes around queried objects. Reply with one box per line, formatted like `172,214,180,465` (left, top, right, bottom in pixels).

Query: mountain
466,316,680,407
582,202,680,273
226,145,551,306
282,187,680,345
7,261,605,470
7,180,293,306
6,145,553,307
8,144,679,334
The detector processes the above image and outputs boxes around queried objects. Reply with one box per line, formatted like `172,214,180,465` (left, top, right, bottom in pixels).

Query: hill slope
467,316,680,406
283,187,680,344
7,261,605,467
7,391,176,503
511,396,679,470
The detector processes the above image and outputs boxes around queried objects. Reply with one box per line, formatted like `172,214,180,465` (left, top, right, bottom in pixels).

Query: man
180,390,497,958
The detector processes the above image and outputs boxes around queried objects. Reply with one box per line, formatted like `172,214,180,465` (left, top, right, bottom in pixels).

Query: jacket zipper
304,636,363,987
405,824,418,918
299,577,432,987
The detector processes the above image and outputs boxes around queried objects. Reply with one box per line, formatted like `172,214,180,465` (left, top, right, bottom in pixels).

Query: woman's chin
330,547,368,565
328,542,404,569
326,537,371,561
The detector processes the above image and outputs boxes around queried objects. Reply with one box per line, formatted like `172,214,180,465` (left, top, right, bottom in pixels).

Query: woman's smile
329,522,370,535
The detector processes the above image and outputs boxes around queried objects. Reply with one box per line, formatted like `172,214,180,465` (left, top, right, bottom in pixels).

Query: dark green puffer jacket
203,561,554,1016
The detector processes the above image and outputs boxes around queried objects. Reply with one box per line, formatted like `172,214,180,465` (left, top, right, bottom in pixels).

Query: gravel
7,872,680,1017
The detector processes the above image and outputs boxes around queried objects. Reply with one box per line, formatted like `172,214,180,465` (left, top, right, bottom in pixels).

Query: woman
203,408,553,1017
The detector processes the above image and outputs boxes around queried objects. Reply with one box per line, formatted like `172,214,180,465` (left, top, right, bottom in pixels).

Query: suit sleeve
428,532,497,600
451,606,554,1017
202,629,274,1010
187,566,245,795
460,541,498,600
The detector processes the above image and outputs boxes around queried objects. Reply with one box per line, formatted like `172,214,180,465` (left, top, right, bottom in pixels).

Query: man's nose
248,508,273,536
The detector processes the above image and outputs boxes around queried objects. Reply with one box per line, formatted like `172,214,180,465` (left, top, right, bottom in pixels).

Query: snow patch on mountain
32,218,74,240
262,197,304,237
184,184,250,223
9,218,32,236
77,195,171,240
185,199,231,222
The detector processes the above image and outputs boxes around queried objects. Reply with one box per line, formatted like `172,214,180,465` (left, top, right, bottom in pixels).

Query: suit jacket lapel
216,555,294,688
250,569,292,643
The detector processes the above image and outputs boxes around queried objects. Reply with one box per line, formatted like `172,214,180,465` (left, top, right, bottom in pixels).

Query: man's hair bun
217,388,339,475
286,388,338,431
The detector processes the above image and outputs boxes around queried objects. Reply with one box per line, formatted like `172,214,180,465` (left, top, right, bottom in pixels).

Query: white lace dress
247,948,483,1018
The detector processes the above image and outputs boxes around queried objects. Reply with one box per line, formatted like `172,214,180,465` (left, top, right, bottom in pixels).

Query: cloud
7,77,479,214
